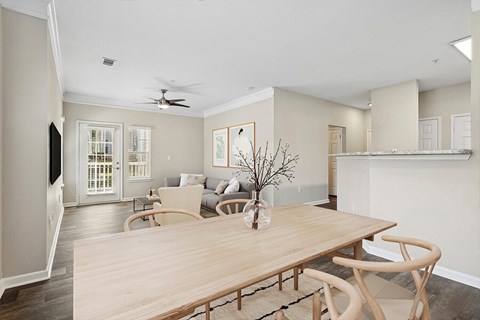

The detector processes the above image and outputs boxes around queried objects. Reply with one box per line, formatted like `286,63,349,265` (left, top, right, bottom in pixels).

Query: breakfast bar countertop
330,149,472,160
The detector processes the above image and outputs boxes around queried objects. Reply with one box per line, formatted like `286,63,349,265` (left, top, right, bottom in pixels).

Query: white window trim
128,126,152,179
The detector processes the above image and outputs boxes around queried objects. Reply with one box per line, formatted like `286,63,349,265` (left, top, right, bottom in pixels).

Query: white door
366,130,372,152
78,122,122,205
328,127,343,196
419,118,439,150
452,114,471,149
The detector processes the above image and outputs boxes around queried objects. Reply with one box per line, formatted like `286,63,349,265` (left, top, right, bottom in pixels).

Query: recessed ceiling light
246,86,256,90
451,36,471,61
367,102,372,107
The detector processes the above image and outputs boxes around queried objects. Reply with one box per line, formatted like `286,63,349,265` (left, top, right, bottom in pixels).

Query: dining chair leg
237,289,242,310
205,302,210,320
294,267,299,290
313,291,322,320
278,273,283,291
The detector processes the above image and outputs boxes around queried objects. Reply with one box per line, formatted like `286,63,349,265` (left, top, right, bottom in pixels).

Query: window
87,127,114,193
128,127,151,179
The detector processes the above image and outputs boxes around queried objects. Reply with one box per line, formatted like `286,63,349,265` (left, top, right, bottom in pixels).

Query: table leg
278,273,282,291
354,240,363,260
205,302,210,320
294,267,299,290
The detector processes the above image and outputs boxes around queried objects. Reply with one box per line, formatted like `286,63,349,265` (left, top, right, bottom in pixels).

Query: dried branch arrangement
234,140,300,191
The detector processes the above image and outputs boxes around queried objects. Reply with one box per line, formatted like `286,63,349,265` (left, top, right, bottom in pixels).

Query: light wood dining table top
73,204,396,320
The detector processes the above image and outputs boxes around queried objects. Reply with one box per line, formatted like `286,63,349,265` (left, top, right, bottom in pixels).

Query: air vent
102,57,116,67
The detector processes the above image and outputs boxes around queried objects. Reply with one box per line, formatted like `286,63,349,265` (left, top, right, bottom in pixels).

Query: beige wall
419,83,471,149
371,80,419,151
2,9,49,276
472,10,480,159
337,9,480,286
0,7,3,281
63,103,204,204
273,88,365,205
46,31,64,258
203,98,274,203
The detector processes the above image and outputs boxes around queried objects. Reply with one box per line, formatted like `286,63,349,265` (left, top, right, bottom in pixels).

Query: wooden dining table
73,204,396,320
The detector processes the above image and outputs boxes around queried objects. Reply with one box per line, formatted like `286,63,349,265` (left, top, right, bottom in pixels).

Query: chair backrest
274,269,361,320
156,185,204,225
123,208,203,231
215,198,250,215
333,235,441,320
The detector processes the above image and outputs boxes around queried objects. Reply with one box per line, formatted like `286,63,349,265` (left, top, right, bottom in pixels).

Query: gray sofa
164,176,254,212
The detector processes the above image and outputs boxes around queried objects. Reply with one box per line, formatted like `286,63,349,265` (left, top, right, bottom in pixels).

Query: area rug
182,271,325,320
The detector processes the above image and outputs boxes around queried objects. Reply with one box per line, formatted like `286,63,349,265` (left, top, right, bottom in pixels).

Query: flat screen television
50,122,61,184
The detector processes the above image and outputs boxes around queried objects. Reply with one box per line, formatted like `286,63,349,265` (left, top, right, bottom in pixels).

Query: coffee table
132,196,160,213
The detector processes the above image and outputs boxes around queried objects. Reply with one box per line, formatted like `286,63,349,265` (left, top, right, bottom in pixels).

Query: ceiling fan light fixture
157,101,169,109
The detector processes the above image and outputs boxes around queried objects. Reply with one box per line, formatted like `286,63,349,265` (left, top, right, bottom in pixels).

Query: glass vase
243,190,271,230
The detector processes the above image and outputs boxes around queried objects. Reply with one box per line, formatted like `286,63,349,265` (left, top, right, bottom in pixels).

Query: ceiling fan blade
167,99,186,103
170,103,190,108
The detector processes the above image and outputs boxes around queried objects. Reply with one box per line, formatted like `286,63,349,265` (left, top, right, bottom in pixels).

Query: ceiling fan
143,89,190,109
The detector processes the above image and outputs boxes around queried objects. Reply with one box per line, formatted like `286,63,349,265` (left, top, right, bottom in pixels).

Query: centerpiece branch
234,139,300,191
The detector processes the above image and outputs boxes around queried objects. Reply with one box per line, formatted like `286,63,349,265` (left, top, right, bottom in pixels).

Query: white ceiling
11,0,475,116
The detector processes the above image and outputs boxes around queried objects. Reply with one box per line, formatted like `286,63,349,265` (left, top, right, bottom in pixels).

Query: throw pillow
214,180,229,195
224,177,240,194
179,173,203,187
187,175,207,186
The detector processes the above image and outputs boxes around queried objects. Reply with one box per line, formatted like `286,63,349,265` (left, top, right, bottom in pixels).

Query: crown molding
204,87,274,118
47,1,64,95
0,0,50,20
473,0,480,12
63,93,205,118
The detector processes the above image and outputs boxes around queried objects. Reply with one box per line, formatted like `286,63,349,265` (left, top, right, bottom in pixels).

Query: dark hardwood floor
1,201,479,319
317,195,337,210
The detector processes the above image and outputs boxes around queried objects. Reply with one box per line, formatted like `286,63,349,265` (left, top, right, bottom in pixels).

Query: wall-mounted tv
50,122,61,185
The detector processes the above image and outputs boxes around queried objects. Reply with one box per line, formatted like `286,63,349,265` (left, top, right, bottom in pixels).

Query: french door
78,122,122,205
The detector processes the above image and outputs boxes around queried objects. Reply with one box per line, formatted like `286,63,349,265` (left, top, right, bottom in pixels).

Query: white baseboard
364,243,480,289
2,269,50,292
47,207,64,277
304,198,330,206
0,278,5,298
63,202,77,208
0,208,65,299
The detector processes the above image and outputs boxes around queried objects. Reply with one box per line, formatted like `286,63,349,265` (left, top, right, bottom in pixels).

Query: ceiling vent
102,57,116,67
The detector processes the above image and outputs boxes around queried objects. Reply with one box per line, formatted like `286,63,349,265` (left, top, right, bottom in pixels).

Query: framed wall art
229,122,255,167
212,127,228,167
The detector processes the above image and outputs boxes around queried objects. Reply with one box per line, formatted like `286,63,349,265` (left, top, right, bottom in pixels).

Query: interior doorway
451,113,471,149
328,126,346,196
78,121,123,205
419,117,440,150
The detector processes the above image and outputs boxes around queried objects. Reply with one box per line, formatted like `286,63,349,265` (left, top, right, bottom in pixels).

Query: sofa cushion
225,177,240,194
205,177,224,191
201,193,221,210
187,175,206,186
202,189,215,196
179,173,203,187
214,180,229,194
